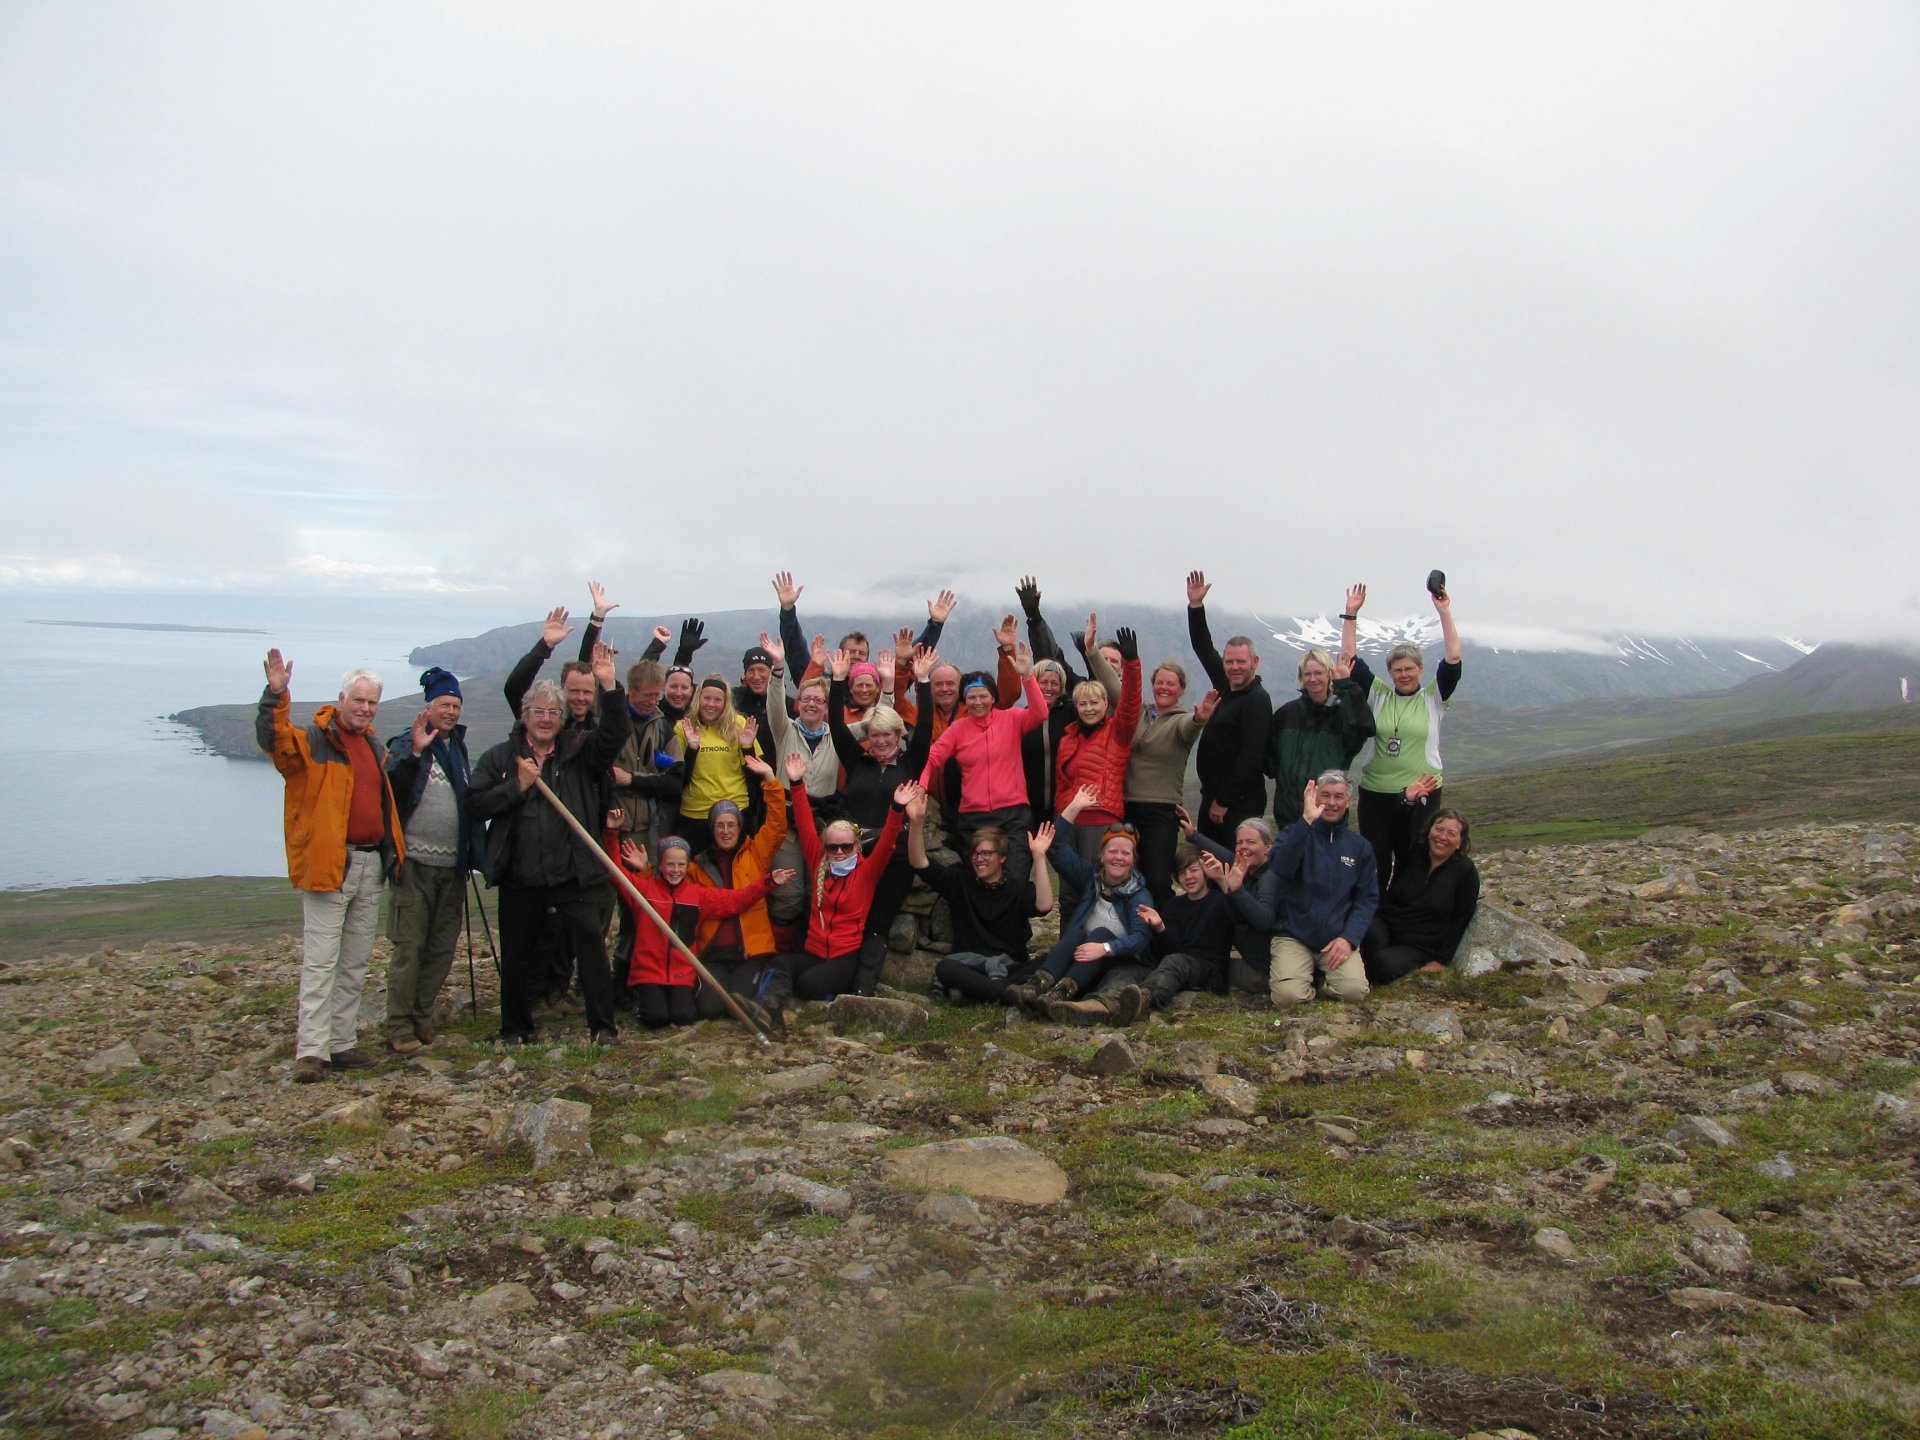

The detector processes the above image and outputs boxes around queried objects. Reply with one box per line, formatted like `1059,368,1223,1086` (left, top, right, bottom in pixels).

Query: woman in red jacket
613,831,794,1031
1055,627,1143,912
780,750,910,1000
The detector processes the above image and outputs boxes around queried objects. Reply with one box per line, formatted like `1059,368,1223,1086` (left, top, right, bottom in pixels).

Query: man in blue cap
382,667,482,1055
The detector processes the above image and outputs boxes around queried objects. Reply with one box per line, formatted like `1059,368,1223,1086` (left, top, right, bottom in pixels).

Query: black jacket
1378,851,1480,963
384,724,484,872
470,685,631,889
1188,604,1271,811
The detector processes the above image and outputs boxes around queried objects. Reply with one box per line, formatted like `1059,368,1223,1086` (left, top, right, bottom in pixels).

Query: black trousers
1125,800,1182,908
782,949,862,1001
1197,791,1264,847
1358,787,1439,895
1362,917,1441,986
498,880,617,1040
697,956,792,1018
633,982,698,1028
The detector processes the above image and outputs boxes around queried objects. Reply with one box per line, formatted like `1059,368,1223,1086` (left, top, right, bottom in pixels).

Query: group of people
259,569,1480,1074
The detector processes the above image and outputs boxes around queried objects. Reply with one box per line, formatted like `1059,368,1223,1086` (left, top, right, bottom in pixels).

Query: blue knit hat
420,667,462,702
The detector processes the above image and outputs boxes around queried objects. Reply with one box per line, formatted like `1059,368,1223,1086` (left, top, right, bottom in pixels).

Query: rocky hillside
1,825,1917,1438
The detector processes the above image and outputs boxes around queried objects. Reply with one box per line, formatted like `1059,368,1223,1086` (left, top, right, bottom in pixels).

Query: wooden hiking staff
531,777,774,1046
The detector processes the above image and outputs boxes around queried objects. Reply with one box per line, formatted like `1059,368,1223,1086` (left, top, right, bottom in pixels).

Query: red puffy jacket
793,787,903,959
1055,657,1142,824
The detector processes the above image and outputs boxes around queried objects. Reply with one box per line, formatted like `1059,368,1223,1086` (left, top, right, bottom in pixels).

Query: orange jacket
256,687,405,892
688,775,788,958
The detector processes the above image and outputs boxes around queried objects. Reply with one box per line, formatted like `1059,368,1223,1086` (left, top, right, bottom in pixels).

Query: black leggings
935,955,1038,1005
783,949,863,1001
1358,786,1440,894
1362,918,1442,986
697,957,792,1018
1126,801,1182,909
632,982,697,1028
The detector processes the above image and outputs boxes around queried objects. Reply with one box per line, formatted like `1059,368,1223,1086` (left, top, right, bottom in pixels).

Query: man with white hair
258,649,405,1084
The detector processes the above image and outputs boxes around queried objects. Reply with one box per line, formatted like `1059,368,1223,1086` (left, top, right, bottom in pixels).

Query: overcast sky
2,2,1915,646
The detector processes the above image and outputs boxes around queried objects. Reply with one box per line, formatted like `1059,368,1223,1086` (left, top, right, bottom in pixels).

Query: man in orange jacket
257,649,405,1084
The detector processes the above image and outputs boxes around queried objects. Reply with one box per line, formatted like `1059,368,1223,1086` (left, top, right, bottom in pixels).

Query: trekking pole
530,778,774,1045
469,871,501,980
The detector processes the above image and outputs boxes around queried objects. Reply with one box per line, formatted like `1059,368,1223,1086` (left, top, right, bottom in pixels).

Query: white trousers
297,849,384,1060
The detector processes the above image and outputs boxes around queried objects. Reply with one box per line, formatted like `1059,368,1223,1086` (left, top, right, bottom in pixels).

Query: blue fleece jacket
1266,816,1379,950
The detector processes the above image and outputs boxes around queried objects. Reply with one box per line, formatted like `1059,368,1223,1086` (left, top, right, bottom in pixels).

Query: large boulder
1453,905,1588,977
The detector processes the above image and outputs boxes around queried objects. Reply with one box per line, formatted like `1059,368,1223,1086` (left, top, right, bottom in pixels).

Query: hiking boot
1004,972,1059,1012
412,1021,436,1046
738,998,781,1035
589,1027,618,1047
292,1056,327,1084
386,1033,424,1057
1110,984,1148,1026
328,1048,377,1071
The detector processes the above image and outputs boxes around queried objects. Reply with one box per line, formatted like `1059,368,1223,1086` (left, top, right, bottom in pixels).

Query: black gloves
1015,575,1042,619
1114,627,1138,663
677,617,707,659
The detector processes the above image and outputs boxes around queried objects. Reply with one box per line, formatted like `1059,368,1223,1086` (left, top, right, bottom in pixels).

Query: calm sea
0,592,514,890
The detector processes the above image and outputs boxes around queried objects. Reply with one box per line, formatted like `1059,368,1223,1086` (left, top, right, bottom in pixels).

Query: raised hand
1194,688,1221,723
767,868,798,888
927,588,957,624
1010,641,1033,677
680,717,702,749
1185,570,1211,607
1200,851,1227,881
896,781,927,820
1302,779,1325,824
1432,588,1452,615
737,716,759,750
1015,575,1042,616
894,625,915,656
1137,904,1165,932
1174,804,1197,835
759,630,784,666
1332,655,1354,681
652,623,672,648
1113,626,1138,663
1405,772,1440,802
263,648,292,695
772,570,803,609
827,647,848,681
783,750,810,783
911,645,937,684
591,641,617,688
742,752,773,780
1082,612,1098,654
1345,583,1367,615
1061,783,1100,821
679,617,707,655
411,708,435,755
875,647,895,677
619,838,647,869
587,580,617,620
1029,821,1056,854
810,634,828,671
542,606,574,648
1223,859,1249,894
993,613,1018,650
605,808,624,831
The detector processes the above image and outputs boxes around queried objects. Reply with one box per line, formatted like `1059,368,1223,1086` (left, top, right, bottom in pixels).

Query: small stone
184,1117,244,1144
1168,1042,1219,1080
550,1281,587,1302
513,1097,593,1169
1201,1074,1261,1117
1085,1037,1137,1077
82,1042,143,1076
827,994,926,1036
1754,1154,1797,1180
1413,1008,1462,1042
1531,1227,1578,1262
319,1097,386,1133
470,1281,539,1316
1873,1092,1911,1114
914,1192,986,1228
883,1136,1069,1205
1731,1080,1778,1101
1684,1212,1754,1276
112,1116,161,1143
1190,1117,1254,1137
1545,1016,1570,1042
695,1369,791,1404
1159,1198,1207,1228
763,1063,836,1094
755,1173,853,1216
1779,1071,1829,1095
1404,1048,1430,1071
1314,1121,1361,1145
181,1232,241,1253
1642,1015,1668,1046
1326,1215,1391,1248
1672,1115,1739,1149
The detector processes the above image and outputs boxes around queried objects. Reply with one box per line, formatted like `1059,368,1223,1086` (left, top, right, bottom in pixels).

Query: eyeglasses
970,850,1000,861
528,707,563,719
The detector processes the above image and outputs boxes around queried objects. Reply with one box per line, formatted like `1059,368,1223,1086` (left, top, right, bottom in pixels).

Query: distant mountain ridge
407,602,1830,711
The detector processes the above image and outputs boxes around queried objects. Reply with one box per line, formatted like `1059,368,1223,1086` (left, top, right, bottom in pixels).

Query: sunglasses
824,841,859,855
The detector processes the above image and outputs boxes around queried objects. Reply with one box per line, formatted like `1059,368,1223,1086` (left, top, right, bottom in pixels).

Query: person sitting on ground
1005,785,1154,1013
903,783,1055,1006
1180,810,1285,997
1363,808,1479,985
687,754,797,1022
780,752,909,1000
612,830,793,1031
1047,841,1238,1026
671,675,762,855
1264,771,1378,1006
917,638,1047,885
1268,643,1376,828
608,658,686,986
